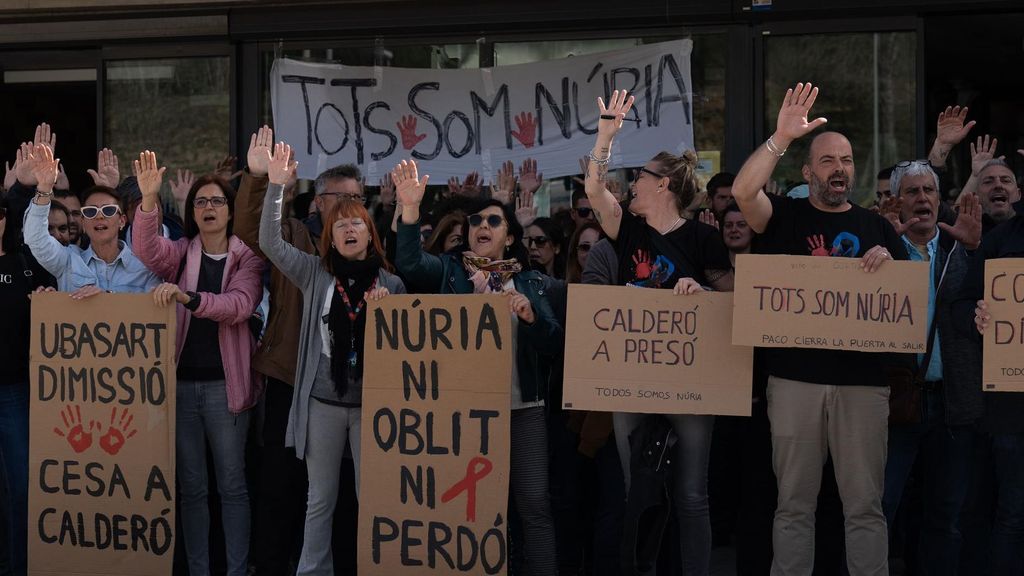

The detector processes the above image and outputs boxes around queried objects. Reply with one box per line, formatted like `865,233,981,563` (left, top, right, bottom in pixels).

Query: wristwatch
183,291,201,311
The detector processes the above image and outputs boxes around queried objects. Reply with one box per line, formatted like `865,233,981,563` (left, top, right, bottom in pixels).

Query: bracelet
599,114,616,120
35,189,54,198
765,135,787,157
587,150,611,165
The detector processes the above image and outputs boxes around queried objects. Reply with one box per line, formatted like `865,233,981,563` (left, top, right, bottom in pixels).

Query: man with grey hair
881,159,983,575
305,164,366,245
958,136,1022,234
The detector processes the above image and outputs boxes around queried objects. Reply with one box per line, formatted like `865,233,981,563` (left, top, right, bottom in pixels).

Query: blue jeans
882,389,974,576
0,384,29,576
614,413,713,576
177,379,251,576
991,433,1024,576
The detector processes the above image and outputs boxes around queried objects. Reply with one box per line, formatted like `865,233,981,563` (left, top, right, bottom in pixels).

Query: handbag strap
915,240,955,381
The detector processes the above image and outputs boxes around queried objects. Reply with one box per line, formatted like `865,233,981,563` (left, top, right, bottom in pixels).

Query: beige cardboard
562,285,752,416
358,295,512,575
732,254,929,353
28,293,176,576
983,259,1024,392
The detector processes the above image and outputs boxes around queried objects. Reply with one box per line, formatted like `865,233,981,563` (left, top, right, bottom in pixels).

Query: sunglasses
575,207,593,218
631,167,666,183
80,204,121,219
468,214,505,228
576,242,592,253
524,236,551,248
193,196,228,209
895,159,930,169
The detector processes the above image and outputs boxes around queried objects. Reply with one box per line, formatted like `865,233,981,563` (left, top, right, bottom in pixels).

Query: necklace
659,216,684,235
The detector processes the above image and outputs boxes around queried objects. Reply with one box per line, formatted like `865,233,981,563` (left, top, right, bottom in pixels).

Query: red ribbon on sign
440,456,494,522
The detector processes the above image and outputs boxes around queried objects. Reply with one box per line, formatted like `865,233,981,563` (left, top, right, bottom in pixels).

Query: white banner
271,40,694,182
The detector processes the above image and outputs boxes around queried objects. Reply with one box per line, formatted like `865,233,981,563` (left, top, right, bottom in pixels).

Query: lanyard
335,277,377,322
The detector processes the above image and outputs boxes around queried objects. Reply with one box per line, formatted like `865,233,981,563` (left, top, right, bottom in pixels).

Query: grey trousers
766,376,889,576
297,400,361,576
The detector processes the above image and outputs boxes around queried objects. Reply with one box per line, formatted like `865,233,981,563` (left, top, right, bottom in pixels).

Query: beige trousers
766,376,890,576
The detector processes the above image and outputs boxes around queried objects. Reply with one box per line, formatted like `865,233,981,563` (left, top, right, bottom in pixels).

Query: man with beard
975,159,1020,232
730,83,907,576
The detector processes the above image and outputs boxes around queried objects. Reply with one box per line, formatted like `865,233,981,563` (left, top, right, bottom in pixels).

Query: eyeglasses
80,204,121,219
468,214,505,228
320,192,367,204
576,242,592,253
895,159,930,169
631,167,666,183
575,207,593,218
193,196,228,209
524,236,551,248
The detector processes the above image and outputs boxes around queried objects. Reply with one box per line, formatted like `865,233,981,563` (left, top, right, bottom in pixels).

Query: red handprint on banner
53,405,97,454
397,115,427,150
99,407,138,456
511,112,537,148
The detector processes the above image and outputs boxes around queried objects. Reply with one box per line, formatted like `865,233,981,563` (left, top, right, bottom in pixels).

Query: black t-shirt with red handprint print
753,194,908,386
613,208,731,290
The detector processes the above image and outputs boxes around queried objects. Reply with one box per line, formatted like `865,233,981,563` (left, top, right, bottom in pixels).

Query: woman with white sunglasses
23,142,160,297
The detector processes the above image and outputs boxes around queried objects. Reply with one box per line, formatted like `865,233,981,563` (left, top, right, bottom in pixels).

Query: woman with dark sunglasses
524,217,566,279
260,144,405,576
131,151,264,576
23,143,160,296
585,91,734,576
392,159,563,576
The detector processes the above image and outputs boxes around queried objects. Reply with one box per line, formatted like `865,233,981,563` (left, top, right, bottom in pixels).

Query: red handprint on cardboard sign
99,407,138,456
53,405,97,454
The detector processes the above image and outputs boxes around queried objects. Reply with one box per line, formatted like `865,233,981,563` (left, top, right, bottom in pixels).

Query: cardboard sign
562,285,752,416
29,293,176,576
732,254,929,352
271,40,694,182
359,295,511,575
983,259,1024,392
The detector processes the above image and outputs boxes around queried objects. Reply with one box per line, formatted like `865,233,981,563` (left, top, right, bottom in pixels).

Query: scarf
327,252,381,397
461,252,522,294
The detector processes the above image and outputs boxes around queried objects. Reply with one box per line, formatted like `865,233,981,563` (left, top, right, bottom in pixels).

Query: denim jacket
396,221,563,403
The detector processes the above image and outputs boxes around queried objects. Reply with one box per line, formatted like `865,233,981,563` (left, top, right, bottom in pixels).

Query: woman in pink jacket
132,151,264,576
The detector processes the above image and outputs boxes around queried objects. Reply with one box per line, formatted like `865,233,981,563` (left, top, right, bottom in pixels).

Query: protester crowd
1,82,1022,576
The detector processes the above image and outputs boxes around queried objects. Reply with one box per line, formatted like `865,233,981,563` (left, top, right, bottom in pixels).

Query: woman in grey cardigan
259,143,405,576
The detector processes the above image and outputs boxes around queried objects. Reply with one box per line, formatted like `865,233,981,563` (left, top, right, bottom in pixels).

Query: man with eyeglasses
305,164,367,246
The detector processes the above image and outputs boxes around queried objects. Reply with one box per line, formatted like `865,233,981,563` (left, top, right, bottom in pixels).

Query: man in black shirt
732,83,908,576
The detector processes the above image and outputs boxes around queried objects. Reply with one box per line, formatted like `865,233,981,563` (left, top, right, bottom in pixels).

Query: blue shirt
24,201,161,293
901,231,942,381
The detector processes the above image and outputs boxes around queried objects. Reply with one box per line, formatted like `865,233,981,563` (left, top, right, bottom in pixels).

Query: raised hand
3,157,17,191
267,141,297,186
87,148,120,188
515,187,537,227
518,158,543,195
938,191,982,249
247,125,273,176
397,115,427,150
133,151,166,203
55,164,70,191
379,173,396,206
774,83,828,146
29,143,59,193
392,159,429,208
491,160,516,204
970,135,1002,176
34,123,57,153
878,195,920,236
511,112,537,148
935,106,975,148
16,143,39,186
448,172,482,198
214,155,242,182
170,169,195,205
698,209,719,230
597,90,635,139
